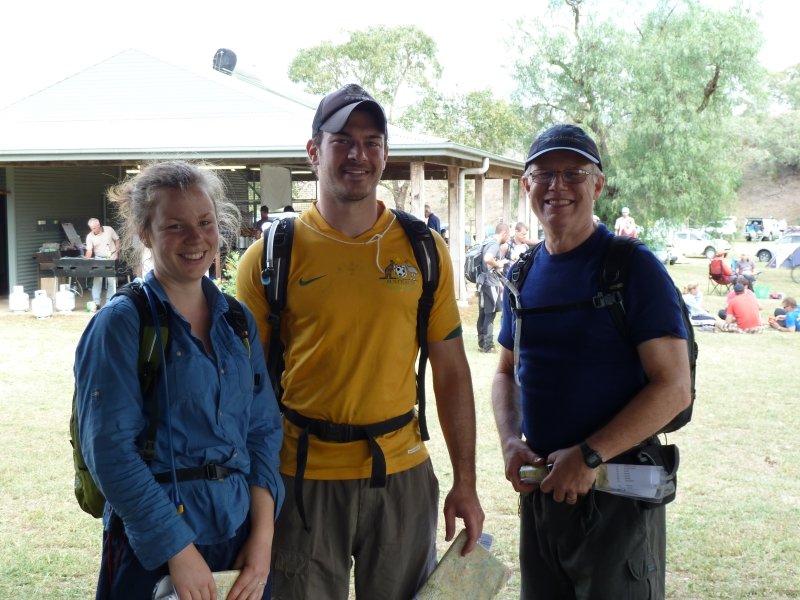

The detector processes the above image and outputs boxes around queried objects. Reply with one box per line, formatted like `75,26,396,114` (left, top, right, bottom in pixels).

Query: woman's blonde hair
107,160,241,269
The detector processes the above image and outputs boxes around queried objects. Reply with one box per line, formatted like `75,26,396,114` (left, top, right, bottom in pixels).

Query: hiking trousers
477,284,502,350
271,459,439,600
519,489,666,599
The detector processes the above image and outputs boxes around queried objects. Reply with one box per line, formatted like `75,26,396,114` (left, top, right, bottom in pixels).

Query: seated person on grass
737,254,757,290
769,296,799,333
718,276,758,320
683,282,723,328
717,283,764,334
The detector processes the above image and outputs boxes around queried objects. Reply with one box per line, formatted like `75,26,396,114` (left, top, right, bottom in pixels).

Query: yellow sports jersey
237,202,462,480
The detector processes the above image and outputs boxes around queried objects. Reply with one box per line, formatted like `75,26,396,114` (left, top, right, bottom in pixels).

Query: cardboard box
37,250,61,263
38,276,68,295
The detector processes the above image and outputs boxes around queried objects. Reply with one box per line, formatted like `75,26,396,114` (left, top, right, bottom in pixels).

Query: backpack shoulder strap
479,237,498,274
222,293,251,356
260,217,295,403
496,242,543,385
111,281,169,462
504,242,542,307
391,208,439,442
599,236,644,339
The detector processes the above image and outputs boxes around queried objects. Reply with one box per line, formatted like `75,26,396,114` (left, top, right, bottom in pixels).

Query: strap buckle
592,290,623,309
204,463,227,481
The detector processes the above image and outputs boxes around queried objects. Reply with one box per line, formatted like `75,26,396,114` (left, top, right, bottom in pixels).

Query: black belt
283,408,416,532
153,463,238,483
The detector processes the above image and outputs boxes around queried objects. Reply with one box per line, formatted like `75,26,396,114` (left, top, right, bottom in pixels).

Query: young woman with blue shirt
74,161,283,600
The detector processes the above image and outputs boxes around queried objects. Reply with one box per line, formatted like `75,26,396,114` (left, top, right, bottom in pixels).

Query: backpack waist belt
283,407,416,532
153,463,238,483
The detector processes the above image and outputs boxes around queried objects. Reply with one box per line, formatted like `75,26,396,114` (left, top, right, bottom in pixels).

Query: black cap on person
311,83,388,138
525,124,602,171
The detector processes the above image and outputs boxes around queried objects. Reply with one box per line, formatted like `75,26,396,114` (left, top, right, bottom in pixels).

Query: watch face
581,442,603,468
585,451,603,468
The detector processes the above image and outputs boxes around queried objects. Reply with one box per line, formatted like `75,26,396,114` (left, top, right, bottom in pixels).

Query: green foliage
213,250,241,296
740,109,800,175
288,25,527,158
288,25,442,120
399,89,528,157
511,0,766,229
772,65,800,110
743,67,800,176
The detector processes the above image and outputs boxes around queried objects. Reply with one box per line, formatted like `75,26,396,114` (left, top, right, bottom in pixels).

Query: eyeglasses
527,169,595,185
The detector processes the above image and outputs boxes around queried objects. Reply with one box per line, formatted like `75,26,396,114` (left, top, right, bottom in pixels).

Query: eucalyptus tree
288,25,442,121
289,25,443,209
398,89,528,158
748,66,800,175
511,0,765,229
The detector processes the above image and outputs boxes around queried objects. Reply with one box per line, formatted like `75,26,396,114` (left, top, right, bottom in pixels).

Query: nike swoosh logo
299,275,327,286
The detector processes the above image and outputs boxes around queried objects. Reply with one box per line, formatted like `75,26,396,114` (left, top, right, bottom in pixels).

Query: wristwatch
580,441,604,468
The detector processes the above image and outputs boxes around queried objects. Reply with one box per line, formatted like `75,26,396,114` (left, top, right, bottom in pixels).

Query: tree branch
698,64,720,112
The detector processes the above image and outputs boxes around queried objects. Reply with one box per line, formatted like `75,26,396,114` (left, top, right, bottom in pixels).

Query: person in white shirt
85,218,120,306
613,207,638,237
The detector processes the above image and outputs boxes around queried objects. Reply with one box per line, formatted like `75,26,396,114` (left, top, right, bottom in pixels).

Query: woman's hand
168,544,216,599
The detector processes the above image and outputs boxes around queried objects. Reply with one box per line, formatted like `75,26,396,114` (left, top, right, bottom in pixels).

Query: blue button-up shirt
74,274,283,570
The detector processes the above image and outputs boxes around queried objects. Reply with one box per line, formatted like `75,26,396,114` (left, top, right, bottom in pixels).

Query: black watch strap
580,441,603,468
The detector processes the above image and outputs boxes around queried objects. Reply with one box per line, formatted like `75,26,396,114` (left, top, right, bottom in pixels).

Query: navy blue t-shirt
497,225,686,454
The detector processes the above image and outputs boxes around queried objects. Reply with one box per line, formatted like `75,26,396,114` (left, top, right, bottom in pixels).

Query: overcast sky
1,0,796,108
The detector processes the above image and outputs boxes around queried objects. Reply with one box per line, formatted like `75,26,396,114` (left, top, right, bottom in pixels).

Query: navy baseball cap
525,124,602,171
311,83,388,137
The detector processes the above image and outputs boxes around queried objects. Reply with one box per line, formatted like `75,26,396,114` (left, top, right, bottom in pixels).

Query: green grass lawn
1,248,798,599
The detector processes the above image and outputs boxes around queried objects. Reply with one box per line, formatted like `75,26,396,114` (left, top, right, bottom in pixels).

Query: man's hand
500,436,544,494
442,481,485,556
539,445,597,504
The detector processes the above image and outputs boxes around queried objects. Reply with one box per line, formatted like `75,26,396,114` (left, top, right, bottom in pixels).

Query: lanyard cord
142,282,184,514
297,212,397,274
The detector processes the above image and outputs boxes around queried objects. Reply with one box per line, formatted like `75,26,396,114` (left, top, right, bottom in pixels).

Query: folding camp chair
708,257,734,295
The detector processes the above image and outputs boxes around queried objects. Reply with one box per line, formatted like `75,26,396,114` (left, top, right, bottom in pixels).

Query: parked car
670,229,732,260
704,216,737,238
652,246,678,265
744,217,782,241
752,232,800,263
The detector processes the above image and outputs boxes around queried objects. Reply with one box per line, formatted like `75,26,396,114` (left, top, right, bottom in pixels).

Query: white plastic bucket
31,289,53,319
9,285,30,312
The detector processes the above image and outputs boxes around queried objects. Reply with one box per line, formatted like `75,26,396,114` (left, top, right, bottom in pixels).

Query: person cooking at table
85,217,120,307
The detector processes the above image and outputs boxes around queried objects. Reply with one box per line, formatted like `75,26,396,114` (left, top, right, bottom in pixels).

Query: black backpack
502,236,697,434
260,208,440,441
70,281,250,517
464,241,488,284
260,210,441,532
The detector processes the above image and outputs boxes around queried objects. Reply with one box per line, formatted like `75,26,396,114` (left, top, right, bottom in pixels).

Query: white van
744,217,782,242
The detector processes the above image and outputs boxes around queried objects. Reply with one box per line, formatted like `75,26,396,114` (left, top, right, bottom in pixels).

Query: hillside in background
735,166,800,228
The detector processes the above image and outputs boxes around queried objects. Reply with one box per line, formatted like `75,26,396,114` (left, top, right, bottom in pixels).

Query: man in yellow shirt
237,83,484,599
